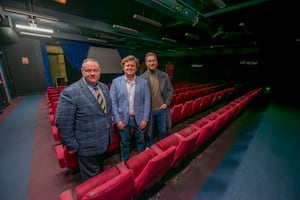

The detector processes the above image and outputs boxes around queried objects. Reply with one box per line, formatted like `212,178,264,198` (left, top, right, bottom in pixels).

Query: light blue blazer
109,75,151,125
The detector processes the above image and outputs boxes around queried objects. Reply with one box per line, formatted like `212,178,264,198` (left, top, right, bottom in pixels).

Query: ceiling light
211,30,224,39
87,37,107,43
133,14,162,27
16,24,54,33
162,37,177,43
53,0,67,4
19,31,52,38
211,0,226,9
112,24,138,34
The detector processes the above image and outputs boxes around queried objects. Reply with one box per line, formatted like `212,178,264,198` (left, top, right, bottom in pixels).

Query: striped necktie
94,87,106,114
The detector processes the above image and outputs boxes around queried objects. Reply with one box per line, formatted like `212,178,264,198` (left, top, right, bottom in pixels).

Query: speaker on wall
0,15,19,45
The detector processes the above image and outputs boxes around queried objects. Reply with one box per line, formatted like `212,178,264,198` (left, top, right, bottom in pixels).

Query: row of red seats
52,85,236,170
53,85,235,170
173,82,215,95
171,87,236,125
171,85,218,107
46,87,64,142
55,124,121,170
59,87,262,200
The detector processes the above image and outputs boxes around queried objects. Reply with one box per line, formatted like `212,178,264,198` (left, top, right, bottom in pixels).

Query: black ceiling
0,0,298,57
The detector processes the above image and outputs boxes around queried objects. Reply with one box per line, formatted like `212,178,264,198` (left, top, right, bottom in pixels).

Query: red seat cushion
54,145,65,168
63,146,78,169
76,167,120,200
59,189,75,200
155,134,179,151
82,169,135,200
126,148,157,178
134,146,176,196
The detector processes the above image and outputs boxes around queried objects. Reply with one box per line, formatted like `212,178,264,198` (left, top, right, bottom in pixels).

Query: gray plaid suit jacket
55,78,113,156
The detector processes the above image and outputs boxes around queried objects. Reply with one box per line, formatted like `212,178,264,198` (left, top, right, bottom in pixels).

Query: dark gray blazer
55,78,112,156
141,69,174,129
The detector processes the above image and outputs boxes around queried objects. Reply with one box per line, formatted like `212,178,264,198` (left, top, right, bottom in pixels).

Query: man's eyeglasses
83,69,101,73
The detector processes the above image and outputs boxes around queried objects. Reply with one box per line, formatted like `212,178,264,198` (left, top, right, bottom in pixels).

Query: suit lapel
120,76,129,99
79,79,102,111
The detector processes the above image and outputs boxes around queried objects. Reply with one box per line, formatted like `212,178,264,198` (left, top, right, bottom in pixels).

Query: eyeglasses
83,68,101,73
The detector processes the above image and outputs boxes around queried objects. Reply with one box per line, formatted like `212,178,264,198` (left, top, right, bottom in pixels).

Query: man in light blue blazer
110,55,151,162
56,58,112,182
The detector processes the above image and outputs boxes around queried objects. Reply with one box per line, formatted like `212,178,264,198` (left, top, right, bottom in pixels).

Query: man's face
81,61,101,85
122,60,137,75
145,55,158,71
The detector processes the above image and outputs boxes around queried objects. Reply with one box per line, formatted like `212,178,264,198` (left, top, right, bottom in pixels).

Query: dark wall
4,37,48,96
265,42,299,104
159,54,269,87
2,35,298,106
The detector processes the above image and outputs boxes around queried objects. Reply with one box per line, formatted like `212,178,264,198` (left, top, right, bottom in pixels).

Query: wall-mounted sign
191,64,203,68
240,60,258,65
21,57,29,65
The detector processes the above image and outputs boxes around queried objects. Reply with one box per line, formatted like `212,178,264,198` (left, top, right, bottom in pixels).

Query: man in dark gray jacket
141,52,174,148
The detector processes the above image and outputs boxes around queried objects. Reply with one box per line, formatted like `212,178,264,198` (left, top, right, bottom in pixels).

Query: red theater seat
107,124,120,153
170,103,183,125
54,144,78,169
194,121,215,148
155,132,197,168
181,100,193,120
63,145,78,170
52,125,62,142
177,125,199,137
172,133,198,167
126,146,176,197
60,167,135,200
190,97,202,115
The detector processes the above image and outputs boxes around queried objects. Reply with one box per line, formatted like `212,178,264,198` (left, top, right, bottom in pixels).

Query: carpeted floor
27,98,81,200
0,95,43,200
159,94,300,200
0,92,299,200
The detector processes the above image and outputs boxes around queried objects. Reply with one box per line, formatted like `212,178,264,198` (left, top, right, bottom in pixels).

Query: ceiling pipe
87,37,107,43
3,7,58,21
133,14,162,27
162,37,177,43
112,24,139,34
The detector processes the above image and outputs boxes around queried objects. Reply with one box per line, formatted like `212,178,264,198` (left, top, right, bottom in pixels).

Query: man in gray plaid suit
56,58,112,182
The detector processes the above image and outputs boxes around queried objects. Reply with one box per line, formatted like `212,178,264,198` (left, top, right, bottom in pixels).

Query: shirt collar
125,75,136,83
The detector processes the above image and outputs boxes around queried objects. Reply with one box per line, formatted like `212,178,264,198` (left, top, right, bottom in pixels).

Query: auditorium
0,1,299,200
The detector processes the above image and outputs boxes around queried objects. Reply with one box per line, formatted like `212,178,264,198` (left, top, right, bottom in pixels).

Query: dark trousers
77,154,104,182
146,109,167,147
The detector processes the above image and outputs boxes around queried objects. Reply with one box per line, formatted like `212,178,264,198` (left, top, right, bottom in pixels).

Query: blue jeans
118,118,146,161
146,109,167,147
